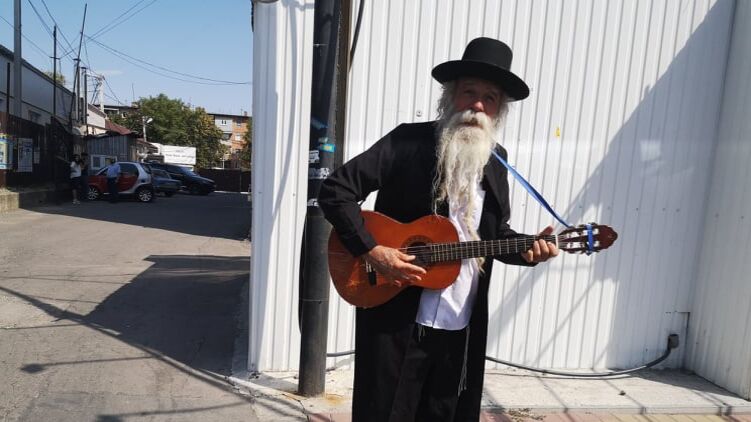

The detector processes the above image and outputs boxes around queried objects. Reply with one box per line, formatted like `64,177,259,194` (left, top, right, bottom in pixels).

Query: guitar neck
421,235,557,263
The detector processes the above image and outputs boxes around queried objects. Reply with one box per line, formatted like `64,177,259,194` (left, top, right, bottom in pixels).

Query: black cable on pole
327,334,680,378
348,0,364,68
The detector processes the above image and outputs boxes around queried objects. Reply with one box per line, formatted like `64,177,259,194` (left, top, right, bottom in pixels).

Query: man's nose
470,99,485,113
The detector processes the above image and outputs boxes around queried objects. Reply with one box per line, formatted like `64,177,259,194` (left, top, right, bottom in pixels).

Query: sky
0,0,253,116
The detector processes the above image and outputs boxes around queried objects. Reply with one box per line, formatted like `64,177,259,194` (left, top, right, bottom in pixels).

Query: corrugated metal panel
252,0,737,374
687,0,751,400
326,0,735,371
249,0,314,372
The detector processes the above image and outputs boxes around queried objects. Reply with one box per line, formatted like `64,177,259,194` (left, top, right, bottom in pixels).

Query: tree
110,94,225,168
239,117,253,169
44,70,66,86
188,107,226,168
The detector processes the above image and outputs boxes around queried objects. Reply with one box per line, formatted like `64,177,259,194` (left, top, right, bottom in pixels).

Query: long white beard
434,110,498,244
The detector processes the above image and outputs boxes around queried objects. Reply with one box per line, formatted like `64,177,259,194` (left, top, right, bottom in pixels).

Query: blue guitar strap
490,149,595,254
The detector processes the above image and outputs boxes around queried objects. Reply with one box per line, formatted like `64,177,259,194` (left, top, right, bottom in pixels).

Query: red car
87,162,156,202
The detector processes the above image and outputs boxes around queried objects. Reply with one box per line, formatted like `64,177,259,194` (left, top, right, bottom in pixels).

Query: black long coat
318,121,535,421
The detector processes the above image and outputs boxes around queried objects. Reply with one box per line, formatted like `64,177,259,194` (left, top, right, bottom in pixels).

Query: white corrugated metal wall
251,0,739,380
687,0,751,400
249,0,314,372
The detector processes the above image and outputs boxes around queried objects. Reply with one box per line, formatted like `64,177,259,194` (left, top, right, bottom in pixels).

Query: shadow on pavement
0,254,307,420
83,254,249,376
25,192,252,241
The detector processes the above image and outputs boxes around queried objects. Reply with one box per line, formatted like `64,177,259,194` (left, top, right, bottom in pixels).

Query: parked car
87,161,156,202
147,162,215,195
149,168,181,197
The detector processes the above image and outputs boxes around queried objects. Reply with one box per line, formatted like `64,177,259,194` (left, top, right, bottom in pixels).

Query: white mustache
452,110,492,131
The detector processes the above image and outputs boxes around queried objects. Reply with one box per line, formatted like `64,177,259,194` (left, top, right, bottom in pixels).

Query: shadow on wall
486,0,732,371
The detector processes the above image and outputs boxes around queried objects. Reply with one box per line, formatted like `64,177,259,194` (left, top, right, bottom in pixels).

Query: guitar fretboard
407,235,558,263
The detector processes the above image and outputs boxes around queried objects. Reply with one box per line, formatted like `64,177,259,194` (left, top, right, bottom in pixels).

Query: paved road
0,192,257,421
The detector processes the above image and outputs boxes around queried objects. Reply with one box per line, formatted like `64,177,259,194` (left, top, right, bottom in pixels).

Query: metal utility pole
69,4,87,129
298,0,351,397
81,67,87,132
52,26,57,120
13,0,22,116
97,75,104,112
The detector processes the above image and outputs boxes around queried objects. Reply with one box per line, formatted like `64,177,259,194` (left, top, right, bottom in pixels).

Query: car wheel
136,187,155,202
189,185,200,195
165,192,175,197
88,186,101,200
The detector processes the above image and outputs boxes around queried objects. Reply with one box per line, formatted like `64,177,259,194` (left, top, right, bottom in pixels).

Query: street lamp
142,116,153,143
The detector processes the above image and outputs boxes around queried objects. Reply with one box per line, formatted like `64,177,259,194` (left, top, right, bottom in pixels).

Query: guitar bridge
365,262,377,286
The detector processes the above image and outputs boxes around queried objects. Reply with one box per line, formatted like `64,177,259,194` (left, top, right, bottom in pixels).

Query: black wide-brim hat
432,37,529,101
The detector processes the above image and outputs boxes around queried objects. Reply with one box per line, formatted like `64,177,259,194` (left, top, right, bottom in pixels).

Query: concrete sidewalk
232,368,751,421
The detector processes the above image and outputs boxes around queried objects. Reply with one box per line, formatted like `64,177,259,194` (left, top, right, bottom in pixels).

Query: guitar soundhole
404,236,433,268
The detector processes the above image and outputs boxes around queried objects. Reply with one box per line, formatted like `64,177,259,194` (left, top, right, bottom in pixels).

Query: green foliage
111,94,225,168
44,70,66,85
240,117,253,169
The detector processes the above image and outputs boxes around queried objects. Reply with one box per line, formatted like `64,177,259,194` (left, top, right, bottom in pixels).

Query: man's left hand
521,226,559,263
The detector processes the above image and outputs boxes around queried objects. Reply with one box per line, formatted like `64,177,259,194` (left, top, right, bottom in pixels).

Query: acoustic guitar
328,211,618,308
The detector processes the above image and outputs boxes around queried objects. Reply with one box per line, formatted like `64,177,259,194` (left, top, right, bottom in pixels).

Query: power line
0,15,51,60
104,92,126,106
103,77,127,106
21,0,78,66
89,0,159,41
38,0,78,58
25,0,54,38
86,37,251,85
88,0,150,40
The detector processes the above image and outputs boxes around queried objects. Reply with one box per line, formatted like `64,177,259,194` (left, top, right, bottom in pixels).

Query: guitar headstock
558,223,618,254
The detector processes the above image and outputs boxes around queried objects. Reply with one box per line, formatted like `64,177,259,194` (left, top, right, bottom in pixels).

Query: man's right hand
363,245,427,287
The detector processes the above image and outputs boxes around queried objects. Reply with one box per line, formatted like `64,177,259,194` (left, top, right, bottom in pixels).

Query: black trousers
107,177,118,202
353,323,470,422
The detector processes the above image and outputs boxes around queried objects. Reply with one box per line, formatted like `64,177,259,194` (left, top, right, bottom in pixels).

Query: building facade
210,112,250,168
0,45,74,126
251,0,751,401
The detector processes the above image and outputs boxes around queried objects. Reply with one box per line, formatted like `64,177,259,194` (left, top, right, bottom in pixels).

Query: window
220,119,228,125
222,133,231,141
28,110,41,123
91,154,116,171
235,134,242,141
119,163,138,176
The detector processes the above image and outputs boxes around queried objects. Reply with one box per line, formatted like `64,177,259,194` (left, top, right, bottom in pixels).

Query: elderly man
318,37,558,422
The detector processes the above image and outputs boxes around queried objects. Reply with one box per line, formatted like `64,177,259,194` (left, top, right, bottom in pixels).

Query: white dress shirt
415,181,485,330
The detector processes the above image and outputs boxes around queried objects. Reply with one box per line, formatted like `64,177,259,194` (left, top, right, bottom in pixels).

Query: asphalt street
0,192,257,421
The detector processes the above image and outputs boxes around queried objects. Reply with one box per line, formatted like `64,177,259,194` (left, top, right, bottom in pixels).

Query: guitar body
328,211,618,308
328,211,461,308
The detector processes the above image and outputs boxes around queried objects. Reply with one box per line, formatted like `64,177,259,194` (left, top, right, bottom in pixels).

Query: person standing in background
70,154,82,204
105,158,121,203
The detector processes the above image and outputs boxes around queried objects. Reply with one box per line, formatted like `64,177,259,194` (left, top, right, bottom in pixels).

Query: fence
197,168,251,193
0,111,78,190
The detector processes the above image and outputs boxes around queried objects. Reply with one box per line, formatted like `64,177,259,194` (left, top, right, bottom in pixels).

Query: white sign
162,145,196,165
0,136,8,170
18,138,33,172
